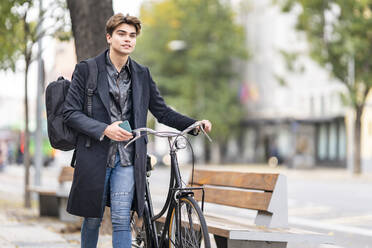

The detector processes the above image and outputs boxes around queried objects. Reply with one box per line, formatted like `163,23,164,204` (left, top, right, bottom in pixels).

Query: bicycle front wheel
168,196,211,248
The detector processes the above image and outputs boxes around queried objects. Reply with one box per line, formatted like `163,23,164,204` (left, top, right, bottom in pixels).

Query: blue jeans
81,153,134,248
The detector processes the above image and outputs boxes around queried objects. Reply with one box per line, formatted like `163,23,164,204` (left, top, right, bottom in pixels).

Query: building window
338,123,346,160
329,123,337,160
318,124,327,160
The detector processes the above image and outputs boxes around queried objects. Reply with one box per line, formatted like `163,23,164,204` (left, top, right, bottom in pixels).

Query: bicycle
127,121,212,248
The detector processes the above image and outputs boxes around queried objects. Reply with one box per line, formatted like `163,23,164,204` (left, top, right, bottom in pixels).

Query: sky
113,0,144,16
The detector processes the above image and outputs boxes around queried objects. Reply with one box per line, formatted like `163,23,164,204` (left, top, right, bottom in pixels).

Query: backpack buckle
87,88,94,96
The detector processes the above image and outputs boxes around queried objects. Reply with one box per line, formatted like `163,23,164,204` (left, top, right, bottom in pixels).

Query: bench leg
228,240,287,248
38,194,59,217
214,235,228,248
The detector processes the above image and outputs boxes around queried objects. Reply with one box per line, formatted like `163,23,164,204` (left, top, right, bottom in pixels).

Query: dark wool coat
63,50,195,218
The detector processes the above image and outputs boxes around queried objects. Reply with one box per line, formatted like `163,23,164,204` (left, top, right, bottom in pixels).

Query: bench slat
28,186,56,196
190,170,278,191
58,167,74,184
193,186,272,211
203,214,334,243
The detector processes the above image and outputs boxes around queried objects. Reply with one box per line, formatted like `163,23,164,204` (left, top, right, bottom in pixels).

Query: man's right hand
103,121,133,141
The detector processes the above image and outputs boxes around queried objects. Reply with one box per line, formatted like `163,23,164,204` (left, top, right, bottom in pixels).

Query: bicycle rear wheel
168,196,211,248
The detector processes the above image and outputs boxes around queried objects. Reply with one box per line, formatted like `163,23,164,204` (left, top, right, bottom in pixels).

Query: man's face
106,23,137,56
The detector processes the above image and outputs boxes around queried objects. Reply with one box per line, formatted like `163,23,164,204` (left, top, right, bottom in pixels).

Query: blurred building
47,40,77,82
0,56,39,167
231,0,348,168
0,70,36,130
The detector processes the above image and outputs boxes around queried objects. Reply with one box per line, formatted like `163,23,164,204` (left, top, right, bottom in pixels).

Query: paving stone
0,223,71,247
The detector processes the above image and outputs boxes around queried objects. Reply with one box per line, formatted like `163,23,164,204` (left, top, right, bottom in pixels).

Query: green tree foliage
278,0,372,173
0,0,28,70
0,0,68,70
135,0,248,142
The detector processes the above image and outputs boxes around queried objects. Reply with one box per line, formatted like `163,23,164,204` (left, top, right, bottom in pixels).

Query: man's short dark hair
106,13,142,36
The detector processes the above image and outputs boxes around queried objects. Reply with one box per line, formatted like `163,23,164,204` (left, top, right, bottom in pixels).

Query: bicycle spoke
169,197,209,248
186,204,199,245
169,235,178,247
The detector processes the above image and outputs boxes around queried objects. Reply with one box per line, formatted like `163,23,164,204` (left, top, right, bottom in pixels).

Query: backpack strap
70,150,77,167
84,58,98,148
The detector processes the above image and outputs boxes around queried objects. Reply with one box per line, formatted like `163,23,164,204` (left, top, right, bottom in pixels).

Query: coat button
136,153,139,159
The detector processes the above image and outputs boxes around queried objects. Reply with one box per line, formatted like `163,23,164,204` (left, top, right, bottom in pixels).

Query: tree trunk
24,63,31,208
353,105,363,174
66,0,114,61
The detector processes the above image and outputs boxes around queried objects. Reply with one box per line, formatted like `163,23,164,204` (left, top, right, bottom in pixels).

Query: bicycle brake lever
200,125,212,142
124,132,141,149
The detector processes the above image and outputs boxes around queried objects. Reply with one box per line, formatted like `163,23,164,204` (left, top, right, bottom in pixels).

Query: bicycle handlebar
124,121,212,149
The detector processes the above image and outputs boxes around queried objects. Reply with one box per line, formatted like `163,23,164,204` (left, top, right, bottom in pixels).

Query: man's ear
106,33,112,45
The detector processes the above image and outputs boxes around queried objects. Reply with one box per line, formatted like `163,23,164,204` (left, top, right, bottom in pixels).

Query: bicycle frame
142,137,205,248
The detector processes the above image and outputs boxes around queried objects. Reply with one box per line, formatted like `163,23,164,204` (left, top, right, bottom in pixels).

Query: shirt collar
105,50,131,75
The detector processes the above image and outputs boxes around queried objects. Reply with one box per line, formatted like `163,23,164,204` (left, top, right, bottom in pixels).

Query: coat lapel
94,52,145,125
95,51,110,117
97,72,110,116
130,58,144,128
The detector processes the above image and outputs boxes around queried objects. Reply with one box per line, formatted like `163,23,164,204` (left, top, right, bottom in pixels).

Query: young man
63,13,211,248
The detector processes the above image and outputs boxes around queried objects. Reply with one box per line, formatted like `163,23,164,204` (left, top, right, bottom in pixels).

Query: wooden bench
29,166,77,222
189,169,334,248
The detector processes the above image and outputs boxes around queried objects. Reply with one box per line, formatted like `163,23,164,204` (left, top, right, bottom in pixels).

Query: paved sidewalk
0,202,112,248
0,165,113,248
0,201,77,248
0,219,71,248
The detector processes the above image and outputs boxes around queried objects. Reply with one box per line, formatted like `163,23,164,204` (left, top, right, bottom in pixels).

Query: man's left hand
198,120,212,133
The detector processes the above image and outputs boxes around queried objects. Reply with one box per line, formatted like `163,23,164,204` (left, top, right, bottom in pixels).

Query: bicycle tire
168,196,211,248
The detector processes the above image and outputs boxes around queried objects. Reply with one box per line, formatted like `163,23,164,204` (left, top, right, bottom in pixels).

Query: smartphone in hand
119,120,132,133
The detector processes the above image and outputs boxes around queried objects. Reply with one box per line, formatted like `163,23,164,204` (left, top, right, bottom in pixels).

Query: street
288,175,372,248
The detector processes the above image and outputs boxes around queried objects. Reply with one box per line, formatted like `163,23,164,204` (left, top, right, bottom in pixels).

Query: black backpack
45,59,98,160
